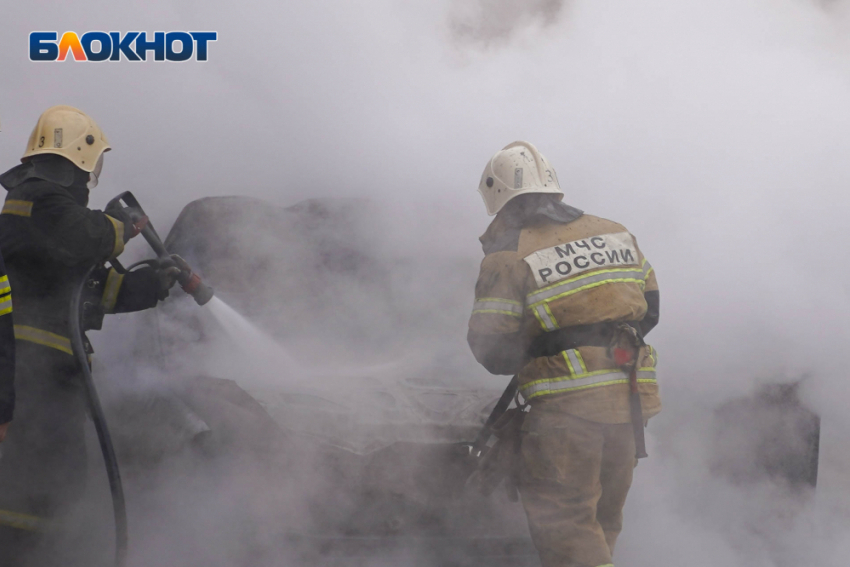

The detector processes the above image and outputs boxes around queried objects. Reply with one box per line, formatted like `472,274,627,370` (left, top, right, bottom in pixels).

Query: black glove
104,203,146,243
153,257,182,299
169,254,191,276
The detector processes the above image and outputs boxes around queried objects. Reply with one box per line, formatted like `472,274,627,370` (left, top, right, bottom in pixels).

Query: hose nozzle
180,272,214,306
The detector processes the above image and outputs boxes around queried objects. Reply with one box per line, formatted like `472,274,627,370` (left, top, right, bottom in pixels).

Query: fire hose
468,375,518,458
69,192,213,567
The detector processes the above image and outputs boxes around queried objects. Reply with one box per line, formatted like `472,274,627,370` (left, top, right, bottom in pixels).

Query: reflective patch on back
1,200,34,217
523,231,638,287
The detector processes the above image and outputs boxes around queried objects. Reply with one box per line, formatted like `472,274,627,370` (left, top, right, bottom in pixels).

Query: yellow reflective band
562,350,574,373
0,508,45,532
105,215,125,259
14,325,73,355
531,304,546,329
476,297,521,305
528,276,646,308
533,303,559,331
645,344,658,366
520,368,657,400
0,275,11,297
100,268,124,314
574,349,587,372
544,303,558,329
642,258,654,280
472,297,523,318
527,267,646,307
562,349,586,375
0,294,12,317
1,200,33,217
530,267,644,297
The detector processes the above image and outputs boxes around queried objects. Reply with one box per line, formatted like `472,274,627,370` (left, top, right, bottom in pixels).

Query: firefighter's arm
0,257,15,435
467,330,529,375
98,264,177,315
467,251,528,375
639,251,659,337
31,190,134,266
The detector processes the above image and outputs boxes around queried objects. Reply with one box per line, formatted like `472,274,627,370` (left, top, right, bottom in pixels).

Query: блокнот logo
30,32,217,62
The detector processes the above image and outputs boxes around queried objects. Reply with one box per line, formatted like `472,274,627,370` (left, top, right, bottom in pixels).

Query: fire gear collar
0,154,82,190
481,194,583,255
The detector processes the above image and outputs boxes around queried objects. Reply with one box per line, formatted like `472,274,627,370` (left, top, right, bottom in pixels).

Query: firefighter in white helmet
467,141,661,567
0,106,179,561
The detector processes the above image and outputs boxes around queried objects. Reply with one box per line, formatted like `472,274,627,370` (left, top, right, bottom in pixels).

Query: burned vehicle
93,196,826,567
106,196,536,566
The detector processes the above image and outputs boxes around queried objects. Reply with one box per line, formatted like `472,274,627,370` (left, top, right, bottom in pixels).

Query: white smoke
449,0,568,45
3,0,850,565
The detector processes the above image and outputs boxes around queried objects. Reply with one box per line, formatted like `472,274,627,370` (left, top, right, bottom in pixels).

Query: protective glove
104,203,148,242
154,257,182,299
169,254,192,280
465,407,525,501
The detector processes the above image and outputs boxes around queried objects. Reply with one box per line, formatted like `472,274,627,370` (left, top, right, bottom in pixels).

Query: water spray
70,191,214,567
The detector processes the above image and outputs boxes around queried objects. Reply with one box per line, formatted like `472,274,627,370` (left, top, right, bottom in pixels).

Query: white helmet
478,141,563,216
22,105,110,173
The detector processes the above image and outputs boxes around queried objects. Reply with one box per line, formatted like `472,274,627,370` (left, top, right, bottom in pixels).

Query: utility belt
527,321,650,459
527,321,641,359
468,324,654,496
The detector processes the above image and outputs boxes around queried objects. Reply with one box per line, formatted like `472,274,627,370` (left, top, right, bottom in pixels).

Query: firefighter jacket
468,198,661,424
0,157,163,366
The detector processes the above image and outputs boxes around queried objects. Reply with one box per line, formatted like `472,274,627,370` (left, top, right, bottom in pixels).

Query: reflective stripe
105,215,125,259
520,368,657,400
1,200,33,217
0,275,11,315
526,268,645,307
533,303,558,331
563,348,586,374
649,345,658,366
100,268,124,314
0,508,45,532
14,325,73,355
472,298,523,317
0,294,12,317
642,258,653,279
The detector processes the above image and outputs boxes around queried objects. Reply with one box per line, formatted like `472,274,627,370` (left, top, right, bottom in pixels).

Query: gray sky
4,0,850,564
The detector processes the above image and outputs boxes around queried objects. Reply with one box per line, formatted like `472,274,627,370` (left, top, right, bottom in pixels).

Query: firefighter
0,106,179,561
0,116,17,446
467,141,660,567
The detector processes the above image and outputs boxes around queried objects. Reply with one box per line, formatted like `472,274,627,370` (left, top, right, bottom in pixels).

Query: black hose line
69,265,128,567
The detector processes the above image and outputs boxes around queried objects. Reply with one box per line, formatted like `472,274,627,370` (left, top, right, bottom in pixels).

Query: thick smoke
3,0,850,566
449,0,568,45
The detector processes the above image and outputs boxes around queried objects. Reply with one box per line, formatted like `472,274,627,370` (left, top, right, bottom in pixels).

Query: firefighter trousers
0,340,88,566
519,411,635,567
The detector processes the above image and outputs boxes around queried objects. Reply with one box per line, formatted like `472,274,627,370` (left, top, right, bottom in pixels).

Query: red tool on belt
612,326,648,459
